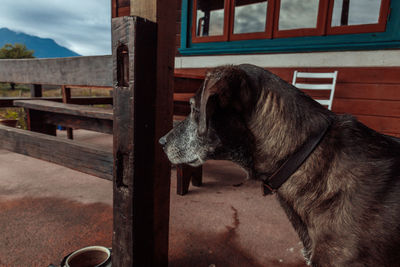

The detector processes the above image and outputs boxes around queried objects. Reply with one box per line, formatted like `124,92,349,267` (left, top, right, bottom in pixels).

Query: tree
0,43,35,89
0,43,34,59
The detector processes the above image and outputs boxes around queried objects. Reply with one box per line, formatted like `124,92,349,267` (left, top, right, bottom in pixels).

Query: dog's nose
159,136,167,146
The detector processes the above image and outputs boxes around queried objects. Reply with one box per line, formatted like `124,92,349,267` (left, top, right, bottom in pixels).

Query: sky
0,0,111,56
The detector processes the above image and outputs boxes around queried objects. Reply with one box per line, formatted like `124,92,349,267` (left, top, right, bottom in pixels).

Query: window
230,0,273,40
274,0,328,38
327,0,391,34
192,0,229,42
191,0,391,42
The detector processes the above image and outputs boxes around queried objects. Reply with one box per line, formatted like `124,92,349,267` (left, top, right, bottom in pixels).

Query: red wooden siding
112,0,130,18
174,67,400,137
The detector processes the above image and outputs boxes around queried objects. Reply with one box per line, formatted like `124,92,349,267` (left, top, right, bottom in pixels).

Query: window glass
196,0,225,37
278,0,320,30
331,0,381,26
233,0,268,34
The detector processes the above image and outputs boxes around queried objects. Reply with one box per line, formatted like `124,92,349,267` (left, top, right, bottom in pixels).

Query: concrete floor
0,130,307,267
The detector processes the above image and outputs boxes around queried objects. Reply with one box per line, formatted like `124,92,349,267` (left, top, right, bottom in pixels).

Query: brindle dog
159,64,400,266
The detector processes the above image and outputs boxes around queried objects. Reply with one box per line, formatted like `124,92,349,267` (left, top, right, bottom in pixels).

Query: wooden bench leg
176,165,203,195
191,166,203,187
61,85,73,140
66,128,73,139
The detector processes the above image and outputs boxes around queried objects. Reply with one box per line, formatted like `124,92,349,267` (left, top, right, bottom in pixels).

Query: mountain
0,28,80,58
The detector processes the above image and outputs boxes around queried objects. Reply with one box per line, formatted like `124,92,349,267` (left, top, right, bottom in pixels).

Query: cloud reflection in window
279,0,319,30
233,0,267,34
331,0,382,27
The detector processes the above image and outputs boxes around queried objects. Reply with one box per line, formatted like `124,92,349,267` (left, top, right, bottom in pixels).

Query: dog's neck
247,88,333,181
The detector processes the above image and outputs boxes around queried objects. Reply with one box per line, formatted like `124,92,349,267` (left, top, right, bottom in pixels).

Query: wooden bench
14,100,113,134
13,98,201,195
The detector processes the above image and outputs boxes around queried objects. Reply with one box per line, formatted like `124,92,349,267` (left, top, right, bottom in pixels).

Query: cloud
0,0,111,55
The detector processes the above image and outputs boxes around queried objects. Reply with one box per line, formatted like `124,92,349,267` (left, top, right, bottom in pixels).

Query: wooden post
112,0,176,265
61,85,73,139
31,84,42,97
27,84,56,135
26,109,56,136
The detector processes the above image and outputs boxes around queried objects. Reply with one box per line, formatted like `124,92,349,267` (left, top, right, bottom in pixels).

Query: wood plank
41,111,113,134
174,77,203,93
0,125,113,180
333,98,400,118
0,97,113,108
130,0,156,22
173,93,193,101
69,97,113,105
174,68,206,79
268,67,400,84
295,83,334,90
334,83,400,101
173,101,190,116
174,67,400,85
14,100,113,120
0,55,112,86
355,114,400,135
174,76,203,93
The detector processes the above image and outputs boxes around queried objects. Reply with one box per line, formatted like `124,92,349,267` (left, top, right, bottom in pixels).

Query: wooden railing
0,56,115,180
0,55,112,86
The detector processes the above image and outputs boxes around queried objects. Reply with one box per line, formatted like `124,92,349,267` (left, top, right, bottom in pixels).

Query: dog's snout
159,136,167,146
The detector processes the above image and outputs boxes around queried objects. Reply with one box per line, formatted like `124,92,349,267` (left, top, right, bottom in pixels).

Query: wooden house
168,0,400,137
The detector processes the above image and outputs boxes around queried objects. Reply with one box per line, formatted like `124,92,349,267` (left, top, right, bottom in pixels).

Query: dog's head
160,65,257,168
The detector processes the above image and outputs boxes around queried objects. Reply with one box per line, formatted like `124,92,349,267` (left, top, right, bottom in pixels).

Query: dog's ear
198,66,252,136
198,73,222,135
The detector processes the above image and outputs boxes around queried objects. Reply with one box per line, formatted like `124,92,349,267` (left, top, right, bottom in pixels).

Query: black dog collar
262,118,333,196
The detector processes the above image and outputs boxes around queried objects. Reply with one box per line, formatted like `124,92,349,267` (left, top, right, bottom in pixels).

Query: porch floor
0,130,307,267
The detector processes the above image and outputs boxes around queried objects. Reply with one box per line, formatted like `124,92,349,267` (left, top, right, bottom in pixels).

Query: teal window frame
179,0,400,55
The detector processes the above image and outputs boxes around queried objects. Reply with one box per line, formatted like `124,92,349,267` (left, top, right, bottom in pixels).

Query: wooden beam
14,100,113,120
0,97,113,108
14,100,113,134
0,125,113,180
40,112,113,134
0,56,112,86
112,0,176,263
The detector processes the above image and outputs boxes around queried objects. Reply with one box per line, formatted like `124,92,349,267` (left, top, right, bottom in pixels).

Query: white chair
292,70,338,110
